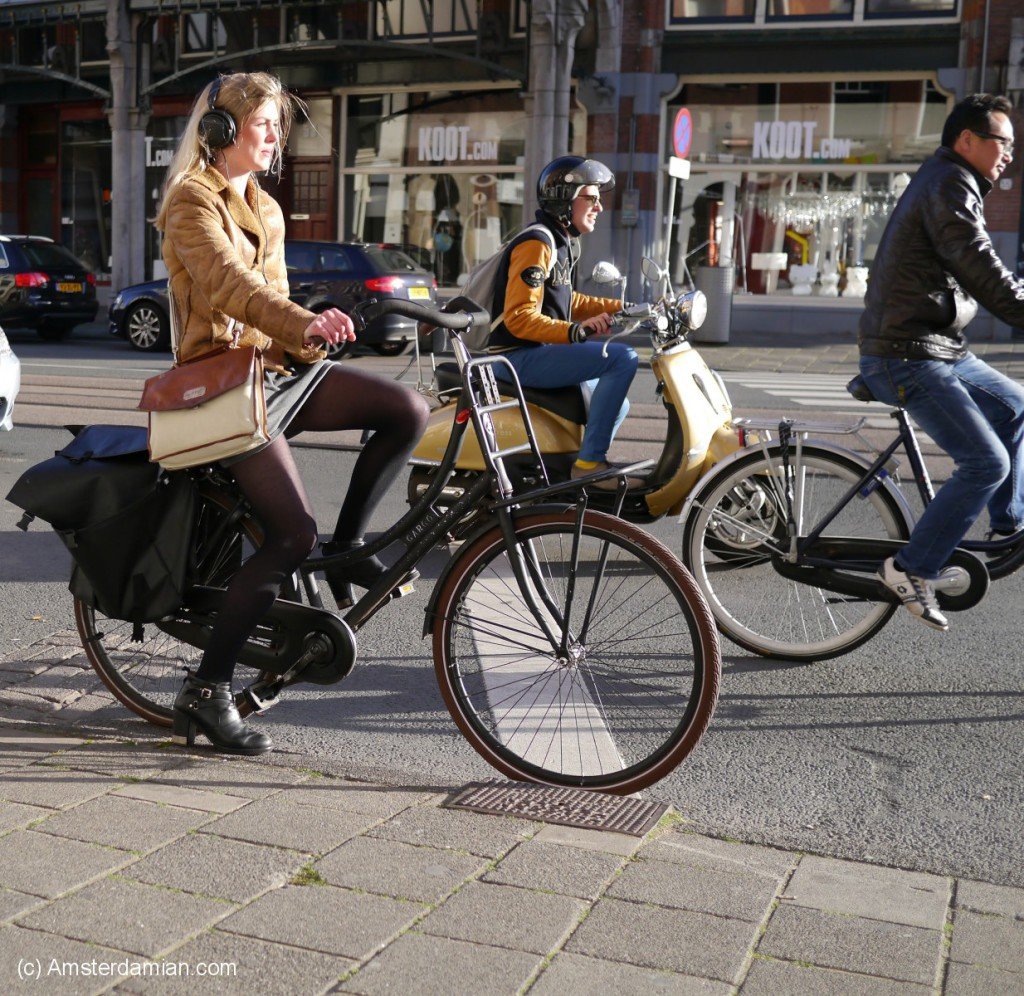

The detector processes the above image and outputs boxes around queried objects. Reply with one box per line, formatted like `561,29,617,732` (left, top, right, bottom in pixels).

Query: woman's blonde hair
155,72,299,230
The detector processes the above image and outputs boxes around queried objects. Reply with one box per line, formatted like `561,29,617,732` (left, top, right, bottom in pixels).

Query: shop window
79,21,108,65
150,17,176,74
865,0,957,14
181,13,227,55
289,6,340,42
376,0,477,38
61,119,112,277
670,0,756,20
668,77,950,300
289,98,333,158
766,0,853,18
341,87,528,286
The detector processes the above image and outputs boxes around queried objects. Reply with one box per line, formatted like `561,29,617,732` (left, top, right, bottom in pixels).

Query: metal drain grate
444,781,669,837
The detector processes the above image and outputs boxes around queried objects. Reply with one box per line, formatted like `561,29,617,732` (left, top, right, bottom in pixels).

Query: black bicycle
681,374,1024,662
76,298,721,793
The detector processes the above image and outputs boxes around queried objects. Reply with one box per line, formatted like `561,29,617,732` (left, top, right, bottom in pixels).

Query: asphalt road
2,327,1022,889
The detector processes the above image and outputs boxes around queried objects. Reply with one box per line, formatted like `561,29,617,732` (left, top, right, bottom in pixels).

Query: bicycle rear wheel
76,485,264,727
683,445,911,661
432,509,720,794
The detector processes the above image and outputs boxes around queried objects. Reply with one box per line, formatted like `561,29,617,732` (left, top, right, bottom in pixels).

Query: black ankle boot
321,539,419,609
172,672,272,756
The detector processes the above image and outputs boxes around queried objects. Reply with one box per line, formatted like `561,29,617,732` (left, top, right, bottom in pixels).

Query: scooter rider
487,155,641,489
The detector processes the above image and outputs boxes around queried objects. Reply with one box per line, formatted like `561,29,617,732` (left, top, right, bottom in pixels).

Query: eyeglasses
576,193,602,207
972,130,1015,156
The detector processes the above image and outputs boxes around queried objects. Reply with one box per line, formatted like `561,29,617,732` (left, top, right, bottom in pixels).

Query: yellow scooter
408,258,743,524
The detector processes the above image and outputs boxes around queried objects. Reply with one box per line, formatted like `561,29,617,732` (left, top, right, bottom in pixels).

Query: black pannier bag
6,424,195,623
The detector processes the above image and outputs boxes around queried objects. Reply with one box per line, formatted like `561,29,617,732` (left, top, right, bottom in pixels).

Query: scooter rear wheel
76,487,265,728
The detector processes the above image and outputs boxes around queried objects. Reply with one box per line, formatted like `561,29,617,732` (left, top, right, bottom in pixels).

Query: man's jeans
860,352,1024,579
501,341,639,463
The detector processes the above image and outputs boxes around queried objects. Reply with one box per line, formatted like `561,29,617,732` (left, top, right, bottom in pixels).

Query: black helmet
537,156,615,225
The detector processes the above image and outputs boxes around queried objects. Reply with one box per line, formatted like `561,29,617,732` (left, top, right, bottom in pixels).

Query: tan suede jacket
160,168,324,372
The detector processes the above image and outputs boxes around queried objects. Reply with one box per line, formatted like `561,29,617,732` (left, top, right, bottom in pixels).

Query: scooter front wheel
431,509,720,793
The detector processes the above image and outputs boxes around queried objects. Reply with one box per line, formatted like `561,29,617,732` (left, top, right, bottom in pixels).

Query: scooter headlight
676,290,708,331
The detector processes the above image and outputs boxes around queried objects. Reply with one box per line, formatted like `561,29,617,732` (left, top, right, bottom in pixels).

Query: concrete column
522,0,589,225
571,3,676,297
106,0,149,290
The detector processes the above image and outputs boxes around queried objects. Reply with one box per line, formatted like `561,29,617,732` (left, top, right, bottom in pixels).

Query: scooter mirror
676,290,708,330
591,261,622,284
641,256,665,284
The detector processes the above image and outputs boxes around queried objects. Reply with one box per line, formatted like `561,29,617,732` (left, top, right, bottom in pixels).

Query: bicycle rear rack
451,335,552,503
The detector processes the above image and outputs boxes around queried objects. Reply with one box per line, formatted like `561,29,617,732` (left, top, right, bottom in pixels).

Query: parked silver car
0,324,21,430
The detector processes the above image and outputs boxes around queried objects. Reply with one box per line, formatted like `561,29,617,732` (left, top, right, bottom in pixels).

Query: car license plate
56,282,83,293
408,286,430,300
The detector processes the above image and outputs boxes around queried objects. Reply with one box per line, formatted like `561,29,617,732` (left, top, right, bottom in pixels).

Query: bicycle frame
769,411,1024,571
210,324,648,653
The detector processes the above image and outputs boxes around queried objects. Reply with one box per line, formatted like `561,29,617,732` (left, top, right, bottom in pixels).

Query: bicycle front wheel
76,485,264,727
432,509,720,794
683,445,911,661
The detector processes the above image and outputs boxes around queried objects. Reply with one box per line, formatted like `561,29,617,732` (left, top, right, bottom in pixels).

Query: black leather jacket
859,147,1024,362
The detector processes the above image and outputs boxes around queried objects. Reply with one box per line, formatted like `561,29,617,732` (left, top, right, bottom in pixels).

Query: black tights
195,364,429,684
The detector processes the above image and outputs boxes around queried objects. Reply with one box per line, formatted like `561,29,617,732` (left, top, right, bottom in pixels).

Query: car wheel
37,321,75,342
370,340,409,357
125,301,170,352
325,339,356,359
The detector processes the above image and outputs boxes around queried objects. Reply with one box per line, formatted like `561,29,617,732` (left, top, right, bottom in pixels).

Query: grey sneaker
877,557,948,631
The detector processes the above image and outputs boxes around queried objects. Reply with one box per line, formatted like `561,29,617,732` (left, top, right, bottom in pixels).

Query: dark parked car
0,236,99,341
110,240,436,355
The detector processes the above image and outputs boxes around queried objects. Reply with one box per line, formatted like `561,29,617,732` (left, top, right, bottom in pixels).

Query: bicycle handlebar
356,298,472,331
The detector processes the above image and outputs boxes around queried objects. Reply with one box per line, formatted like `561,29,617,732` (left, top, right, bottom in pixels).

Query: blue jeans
860,352,1024,579
501,342,639,463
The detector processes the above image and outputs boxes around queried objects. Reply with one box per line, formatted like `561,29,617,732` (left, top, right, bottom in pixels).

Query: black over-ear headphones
198,76,236,154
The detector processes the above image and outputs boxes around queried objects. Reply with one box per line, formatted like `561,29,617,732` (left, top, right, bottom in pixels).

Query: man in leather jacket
859,93,1024,630
488,156,640,489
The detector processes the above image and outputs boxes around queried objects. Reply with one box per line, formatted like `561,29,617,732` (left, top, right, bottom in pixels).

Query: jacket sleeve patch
520,266,546,289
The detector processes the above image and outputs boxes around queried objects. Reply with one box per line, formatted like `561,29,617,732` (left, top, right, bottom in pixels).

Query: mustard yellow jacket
160,168,324,372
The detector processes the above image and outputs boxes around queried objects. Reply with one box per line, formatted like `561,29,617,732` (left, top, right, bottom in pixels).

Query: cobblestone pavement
1,635,1023,995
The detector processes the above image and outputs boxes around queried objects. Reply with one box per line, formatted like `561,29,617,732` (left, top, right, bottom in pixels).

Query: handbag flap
139,346,259,413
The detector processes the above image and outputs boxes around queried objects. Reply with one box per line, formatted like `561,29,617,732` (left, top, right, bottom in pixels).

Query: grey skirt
221,359,335,466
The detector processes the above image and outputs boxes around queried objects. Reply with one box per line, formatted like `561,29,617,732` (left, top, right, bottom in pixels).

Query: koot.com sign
753,120,852,160
418,126,499,164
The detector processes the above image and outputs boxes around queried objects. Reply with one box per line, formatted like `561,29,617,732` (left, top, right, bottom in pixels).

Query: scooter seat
433,361,588,425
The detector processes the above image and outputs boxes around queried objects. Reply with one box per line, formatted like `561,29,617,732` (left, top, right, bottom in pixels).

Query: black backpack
6,425,195,623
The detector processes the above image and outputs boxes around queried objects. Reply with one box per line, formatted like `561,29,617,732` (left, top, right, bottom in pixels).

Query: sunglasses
576,193,602,207
972,130,1014,156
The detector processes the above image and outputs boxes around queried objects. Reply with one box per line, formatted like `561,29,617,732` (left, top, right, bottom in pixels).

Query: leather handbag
138,307,269,469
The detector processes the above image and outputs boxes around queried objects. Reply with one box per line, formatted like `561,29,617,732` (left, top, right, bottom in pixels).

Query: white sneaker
877,557,948,631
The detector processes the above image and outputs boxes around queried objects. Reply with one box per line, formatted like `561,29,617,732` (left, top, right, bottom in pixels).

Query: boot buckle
198,687,213,700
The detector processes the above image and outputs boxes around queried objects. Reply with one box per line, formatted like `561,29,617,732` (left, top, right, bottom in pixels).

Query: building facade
0,0,1020,335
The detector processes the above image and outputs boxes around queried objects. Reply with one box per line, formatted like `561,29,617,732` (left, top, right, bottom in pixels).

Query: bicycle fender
421,502,575,637
677,440,916,533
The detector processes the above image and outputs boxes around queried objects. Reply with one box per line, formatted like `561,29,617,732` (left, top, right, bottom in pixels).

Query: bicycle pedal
391,580,416,600
237,685,281,715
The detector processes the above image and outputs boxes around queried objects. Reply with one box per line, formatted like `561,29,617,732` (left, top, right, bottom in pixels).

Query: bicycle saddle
846,374,877,403
433,362,588,425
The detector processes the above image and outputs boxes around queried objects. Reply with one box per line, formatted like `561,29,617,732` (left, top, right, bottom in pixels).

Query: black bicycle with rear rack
680,374,1024,662
75,297,720,794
